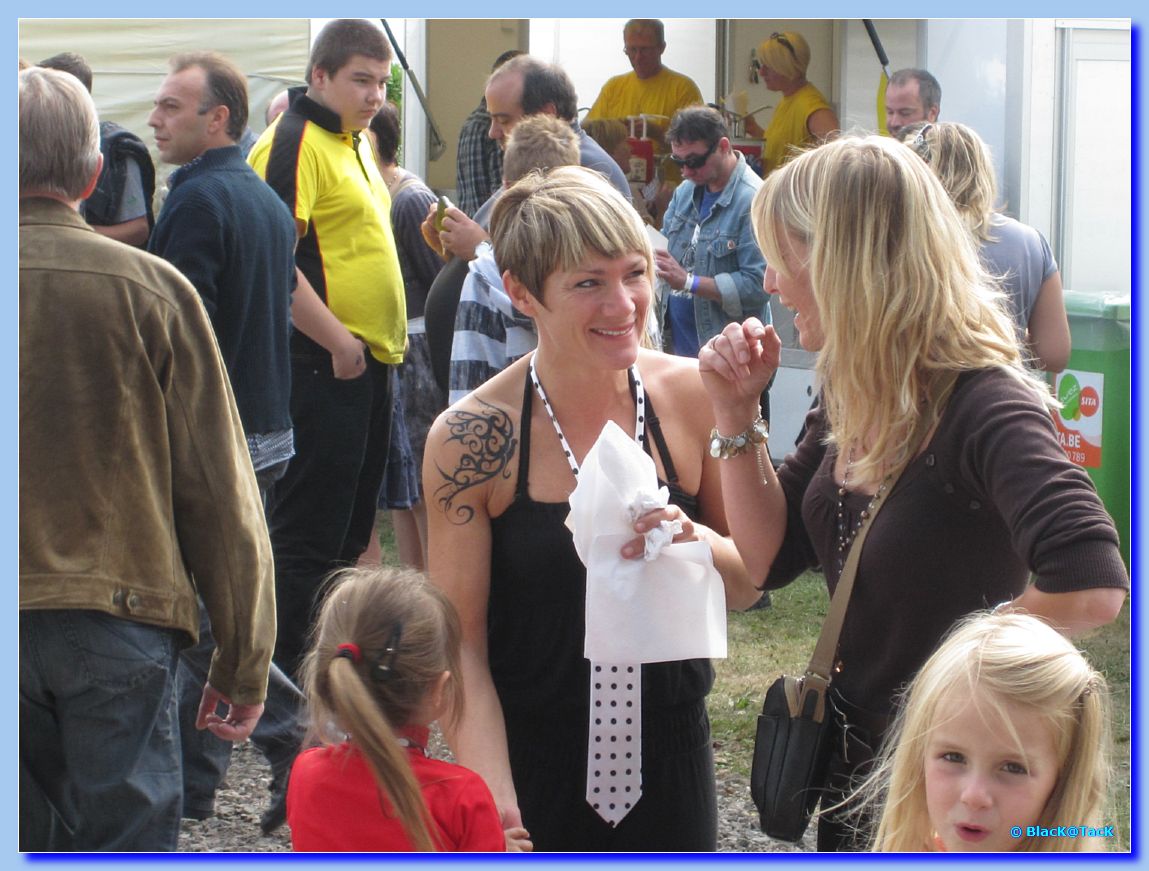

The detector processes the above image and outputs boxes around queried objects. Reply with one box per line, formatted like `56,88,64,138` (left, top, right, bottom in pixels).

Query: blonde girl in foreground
859,612,1111,852
287,567,530,851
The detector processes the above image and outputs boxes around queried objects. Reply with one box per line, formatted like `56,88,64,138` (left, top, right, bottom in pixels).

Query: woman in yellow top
744,31,839,175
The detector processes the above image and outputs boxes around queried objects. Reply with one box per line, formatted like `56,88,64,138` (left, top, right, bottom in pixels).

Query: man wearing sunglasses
654,106,769,361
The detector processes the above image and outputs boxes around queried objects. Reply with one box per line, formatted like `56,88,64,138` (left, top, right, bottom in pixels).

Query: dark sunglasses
670,139,719,170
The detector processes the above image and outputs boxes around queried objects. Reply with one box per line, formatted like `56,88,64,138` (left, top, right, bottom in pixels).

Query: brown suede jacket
19,198,275,704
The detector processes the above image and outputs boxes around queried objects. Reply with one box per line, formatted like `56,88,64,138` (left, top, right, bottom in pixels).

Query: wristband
684,271,695,293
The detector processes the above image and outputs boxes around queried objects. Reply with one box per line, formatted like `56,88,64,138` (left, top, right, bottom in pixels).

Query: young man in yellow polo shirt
248,19,405,676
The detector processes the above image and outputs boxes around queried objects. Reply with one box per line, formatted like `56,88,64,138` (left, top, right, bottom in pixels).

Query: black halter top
487,370,712,717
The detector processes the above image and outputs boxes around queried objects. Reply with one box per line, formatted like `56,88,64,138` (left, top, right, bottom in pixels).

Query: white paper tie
586,662,642,825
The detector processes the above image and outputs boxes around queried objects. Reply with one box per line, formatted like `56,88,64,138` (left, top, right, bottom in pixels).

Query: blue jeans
178,457,301,816
177,605,305,816
267,352,393,676
20,610,182,851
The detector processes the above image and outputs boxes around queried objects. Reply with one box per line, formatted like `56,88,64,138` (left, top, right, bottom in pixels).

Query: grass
1077,601,1132,851
374,510,402,566
708,571,1133,851
709,571,829,777
377,519,1131,851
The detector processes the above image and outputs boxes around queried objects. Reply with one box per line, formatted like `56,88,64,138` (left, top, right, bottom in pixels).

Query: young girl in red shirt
287,566,531,852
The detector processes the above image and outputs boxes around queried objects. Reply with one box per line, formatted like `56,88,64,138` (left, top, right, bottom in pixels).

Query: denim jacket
656,151,769,348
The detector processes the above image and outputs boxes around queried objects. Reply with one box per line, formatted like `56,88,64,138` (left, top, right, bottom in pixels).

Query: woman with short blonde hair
425,165,760,851
745,30,838,174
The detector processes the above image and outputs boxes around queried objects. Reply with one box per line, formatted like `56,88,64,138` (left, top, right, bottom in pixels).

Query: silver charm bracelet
709,415,771,485
709,415,769,459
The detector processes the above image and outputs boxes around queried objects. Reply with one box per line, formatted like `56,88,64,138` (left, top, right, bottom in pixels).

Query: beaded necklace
835,447,891,577
528,354,645,477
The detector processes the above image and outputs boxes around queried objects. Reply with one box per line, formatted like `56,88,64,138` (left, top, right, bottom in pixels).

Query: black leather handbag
750,669,837,842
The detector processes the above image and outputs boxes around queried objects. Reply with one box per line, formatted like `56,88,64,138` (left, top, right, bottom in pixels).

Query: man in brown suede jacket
19,66,275,851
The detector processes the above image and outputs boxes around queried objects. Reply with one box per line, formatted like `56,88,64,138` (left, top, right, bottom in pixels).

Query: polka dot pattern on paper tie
586,662,641,825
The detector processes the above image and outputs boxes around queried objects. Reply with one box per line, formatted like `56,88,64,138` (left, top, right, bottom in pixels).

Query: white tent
19,18,312,165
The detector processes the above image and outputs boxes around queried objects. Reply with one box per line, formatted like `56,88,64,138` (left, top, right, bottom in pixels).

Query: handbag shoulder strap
806,371,960,682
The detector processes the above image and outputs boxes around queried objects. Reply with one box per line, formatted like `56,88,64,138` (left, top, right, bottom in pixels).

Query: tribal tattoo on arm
433,400,518,525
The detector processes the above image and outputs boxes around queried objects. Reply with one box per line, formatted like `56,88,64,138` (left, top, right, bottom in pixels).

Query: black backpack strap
87,122,156,229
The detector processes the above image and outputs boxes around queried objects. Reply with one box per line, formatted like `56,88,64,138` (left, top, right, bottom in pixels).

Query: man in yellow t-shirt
247,19,405,676
585,19,703,194
585,19,703,122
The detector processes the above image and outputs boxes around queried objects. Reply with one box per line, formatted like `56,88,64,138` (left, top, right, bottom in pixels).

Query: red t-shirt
287,739,505,851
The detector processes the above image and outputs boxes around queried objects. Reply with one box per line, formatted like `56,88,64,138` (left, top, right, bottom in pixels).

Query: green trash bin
1051,290,1130,568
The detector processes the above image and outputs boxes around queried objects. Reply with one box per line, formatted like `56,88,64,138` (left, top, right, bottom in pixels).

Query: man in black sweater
147,50,302,835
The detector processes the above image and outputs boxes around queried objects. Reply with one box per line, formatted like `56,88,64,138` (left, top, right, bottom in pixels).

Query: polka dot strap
528,355,645,478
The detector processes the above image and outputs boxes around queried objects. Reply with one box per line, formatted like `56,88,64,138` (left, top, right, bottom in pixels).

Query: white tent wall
834,19,918,133
19,19,311,165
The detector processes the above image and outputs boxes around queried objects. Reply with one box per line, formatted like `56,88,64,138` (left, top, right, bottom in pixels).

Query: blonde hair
757,31,810,81
299,566,464,852
856,612,1111,851
902,121,999,241
502,113,581,184
753,134,1049,487
490,164,653,301
582,118,630,161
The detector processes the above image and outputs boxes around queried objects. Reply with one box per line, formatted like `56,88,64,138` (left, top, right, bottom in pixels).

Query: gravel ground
178,734,816,853
177,740,290,853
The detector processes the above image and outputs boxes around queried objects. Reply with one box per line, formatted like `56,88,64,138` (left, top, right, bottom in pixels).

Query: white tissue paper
566,420,727,664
